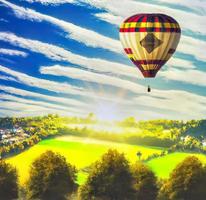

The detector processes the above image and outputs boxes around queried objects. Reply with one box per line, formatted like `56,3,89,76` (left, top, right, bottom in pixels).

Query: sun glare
95,102,119,121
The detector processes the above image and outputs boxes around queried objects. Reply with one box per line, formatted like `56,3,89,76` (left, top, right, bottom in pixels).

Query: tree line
1,149,206,200
1,115,206,158
0,114,63,158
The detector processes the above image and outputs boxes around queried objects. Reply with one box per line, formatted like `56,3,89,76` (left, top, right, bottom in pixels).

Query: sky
0,0,206,120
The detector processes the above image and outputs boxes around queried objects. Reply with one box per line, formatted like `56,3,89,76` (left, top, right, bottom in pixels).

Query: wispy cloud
80,0,206,35
94,18,206,64
0,100,86,117
2,0,205,66
0,18,8,22
133,89,206,119
0,93,83,113
94,12,122,25
1,63,206,119
40,64,206,119
40,64,145,93
160,68,206,87
0,64,86,96
0,48,28,57
0,64,131,106
1,32,205,118
1,0,206,120
156,0,206,14
0,85,86,107
166,57,196,69
0,32,197,81
0,0,121,54
177,35,206,61
24,0,76,5
0,101,53,114
23,0,206,16
0,75,18,82
0,32,140,79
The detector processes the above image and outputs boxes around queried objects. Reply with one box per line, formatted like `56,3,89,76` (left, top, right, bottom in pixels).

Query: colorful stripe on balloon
120,13,181,33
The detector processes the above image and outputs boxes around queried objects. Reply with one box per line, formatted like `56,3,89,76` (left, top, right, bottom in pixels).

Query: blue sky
0,0,206,120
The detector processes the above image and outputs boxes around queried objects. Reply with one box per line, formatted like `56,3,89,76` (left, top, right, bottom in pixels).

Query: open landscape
1,1,206,199
6,135,163,185
3,116,206,187
1,115,206,199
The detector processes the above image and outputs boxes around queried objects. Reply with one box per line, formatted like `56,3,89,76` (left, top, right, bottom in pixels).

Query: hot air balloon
119,13,181,92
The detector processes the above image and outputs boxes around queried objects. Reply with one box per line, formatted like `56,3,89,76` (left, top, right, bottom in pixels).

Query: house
202,139,206,147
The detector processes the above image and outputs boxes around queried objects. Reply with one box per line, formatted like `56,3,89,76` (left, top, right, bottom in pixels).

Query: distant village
180,135,206,148
0,126,30,146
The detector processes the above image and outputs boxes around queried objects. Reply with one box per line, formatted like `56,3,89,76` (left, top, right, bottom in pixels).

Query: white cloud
159,68,206,87
177,35,206,61
94,12,124,27
94,12,122,25
0,107,86,117
128,85,206,120
1,0,206,119
2,58,205,119
0,57,15,64
0,32,195,81
0,93,83,113
0,0,121,54
1,32,205,119
166,57,195,69
0,85,86,107
80,0,206,35
22,0,206,17
2,0,205,65
0,48,28,57
0,18,8,22
24,0,76,5
1,63,206,119
0,101,52,113
0,64,87,96
0,32,140,79
95,17,206,63
0,101,86,117
133,95,205,119
156,0,206,14
78,1,206,63
0,64,132,106
40,64,145,93
40,64,206,119
0,75,18,82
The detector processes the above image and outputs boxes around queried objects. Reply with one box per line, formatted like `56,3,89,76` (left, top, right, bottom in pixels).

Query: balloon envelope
119,13,181,78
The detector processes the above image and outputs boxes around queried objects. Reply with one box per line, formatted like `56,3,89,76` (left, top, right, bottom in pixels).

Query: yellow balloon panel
119,32,180,70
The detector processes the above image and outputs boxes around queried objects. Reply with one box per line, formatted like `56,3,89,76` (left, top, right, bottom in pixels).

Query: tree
121,116,137,127
85,113,96,123
27,151,77,200
136,151,142,160
79,149,134,200
159,156,206,200
131,162,158,200
0,160,18,200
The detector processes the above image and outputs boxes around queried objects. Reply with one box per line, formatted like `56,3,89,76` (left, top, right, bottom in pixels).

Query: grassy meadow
6,135,206,185
6,135,163,185
147,152,206,178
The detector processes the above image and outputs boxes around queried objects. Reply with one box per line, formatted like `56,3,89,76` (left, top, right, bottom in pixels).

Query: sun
94,102,119,121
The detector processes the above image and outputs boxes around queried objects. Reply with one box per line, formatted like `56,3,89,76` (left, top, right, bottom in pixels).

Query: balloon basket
147,85,151,92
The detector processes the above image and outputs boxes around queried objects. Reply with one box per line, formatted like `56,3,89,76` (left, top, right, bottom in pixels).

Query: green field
147,152,206,178
6,135,206,185
6,135,163,185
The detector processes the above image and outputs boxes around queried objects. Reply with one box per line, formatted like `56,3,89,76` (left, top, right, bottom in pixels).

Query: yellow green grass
6,135,162,185
6,135,206,185
147,152,206,178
